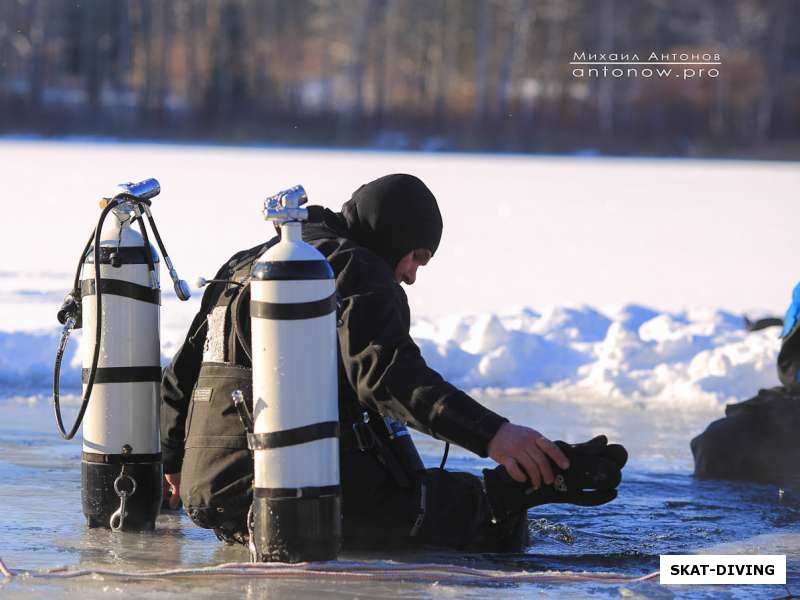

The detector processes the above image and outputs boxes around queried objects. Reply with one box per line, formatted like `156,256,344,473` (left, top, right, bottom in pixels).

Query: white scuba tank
248,185,341,562
53,179,190,531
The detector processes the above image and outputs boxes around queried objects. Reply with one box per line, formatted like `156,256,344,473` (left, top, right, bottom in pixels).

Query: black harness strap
84,246,153,265
230,284,252,363
253,485,340,499
80,278,160,305
81,451,162,465
226,260,254,365
247,421,339,450
82,366,162,384
250,294,336,321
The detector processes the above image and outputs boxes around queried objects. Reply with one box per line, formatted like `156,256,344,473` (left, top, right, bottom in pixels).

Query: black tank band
84,246,157,265
253,485,341,499
251,260,333,281
247,421,339,450
250,294,336,321
81,451,162,465
82,366,162,384
80,278,160,305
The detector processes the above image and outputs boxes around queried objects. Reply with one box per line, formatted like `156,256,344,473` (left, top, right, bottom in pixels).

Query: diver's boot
483,435,628,517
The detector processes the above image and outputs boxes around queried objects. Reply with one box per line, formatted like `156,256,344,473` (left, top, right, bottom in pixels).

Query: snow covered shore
0,269,781,408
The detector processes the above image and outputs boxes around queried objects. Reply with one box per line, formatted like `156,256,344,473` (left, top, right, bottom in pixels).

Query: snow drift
0,271,781,408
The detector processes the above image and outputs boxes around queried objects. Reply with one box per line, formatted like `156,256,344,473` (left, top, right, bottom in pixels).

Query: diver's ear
413,249,432,265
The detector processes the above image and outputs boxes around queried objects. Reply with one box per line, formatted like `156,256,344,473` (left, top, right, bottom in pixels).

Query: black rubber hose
233,284,253,363
54,199,119,440
133,206,156,275
141,207,171,265
73,230,95,292
439,442,450,470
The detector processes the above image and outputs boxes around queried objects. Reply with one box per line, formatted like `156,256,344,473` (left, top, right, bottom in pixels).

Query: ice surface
2,395,798,599
1,139,798,318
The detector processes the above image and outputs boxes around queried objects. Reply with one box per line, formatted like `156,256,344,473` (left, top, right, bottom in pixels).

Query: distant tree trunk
116,0,132,92
755,0,787,142
134,0,154,119
372,0,393,124
379,0,397,122
415,10,433,120
348,0,387,124
28,0,49,112
705,0,727,139
153,1,171,128
81,0,101,112
205,1,227,121
597,0,615,136
432,0,455,127
537,4,568,139
472,0,491,130
496,0,532,122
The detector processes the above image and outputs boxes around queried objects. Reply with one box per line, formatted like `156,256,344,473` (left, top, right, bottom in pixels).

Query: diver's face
394,249,432,285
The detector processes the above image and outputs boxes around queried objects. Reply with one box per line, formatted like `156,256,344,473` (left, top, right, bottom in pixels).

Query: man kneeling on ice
160,174,628,550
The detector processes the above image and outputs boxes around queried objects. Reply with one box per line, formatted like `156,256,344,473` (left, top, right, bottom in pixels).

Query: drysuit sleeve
161,309,207,474
337,291,508,457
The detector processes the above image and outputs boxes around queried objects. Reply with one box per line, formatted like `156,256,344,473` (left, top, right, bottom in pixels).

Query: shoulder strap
228,283,252,365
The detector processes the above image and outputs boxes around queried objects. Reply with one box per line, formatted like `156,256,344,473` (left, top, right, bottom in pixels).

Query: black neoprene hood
339,174,443,269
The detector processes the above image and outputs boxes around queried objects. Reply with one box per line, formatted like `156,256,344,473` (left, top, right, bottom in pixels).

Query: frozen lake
1,138,798,318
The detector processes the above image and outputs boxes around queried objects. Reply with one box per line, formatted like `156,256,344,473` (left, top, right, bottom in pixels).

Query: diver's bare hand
163,472,181,510
488,423,570,488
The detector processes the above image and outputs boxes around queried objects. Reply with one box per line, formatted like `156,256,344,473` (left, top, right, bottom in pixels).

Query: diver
160,174,628,550
692,282,800,487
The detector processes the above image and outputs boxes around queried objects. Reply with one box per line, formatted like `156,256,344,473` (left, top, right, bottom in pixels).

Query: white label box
660,555,786,585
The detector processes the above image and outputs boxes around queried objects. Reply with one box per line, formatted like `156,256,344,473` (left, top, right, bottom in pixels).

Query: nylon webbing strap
81,452,162,465
80,278,160,305
82,366,162,384
247,421,339,450
84,246,153,265
250,294,336,321
228,283,251,364
253,485,341,499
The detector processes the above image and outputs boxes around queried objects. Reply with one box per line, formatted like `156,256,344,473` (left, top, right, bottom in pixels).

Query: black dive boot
483,436,628,518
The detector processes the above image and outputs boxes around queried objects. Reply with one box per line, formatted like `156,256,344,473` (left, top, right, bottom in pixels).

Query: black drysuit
161,180,527,551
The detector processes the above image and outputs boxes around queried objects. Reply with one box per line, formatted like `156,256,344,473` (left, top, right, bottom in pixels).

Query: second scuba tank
53,178,190,531
248,185,340,562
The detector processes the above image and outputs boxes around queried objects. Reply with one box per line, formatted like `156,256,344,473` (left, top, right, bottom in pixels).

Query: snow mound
0,269,782,408
412,304,780,407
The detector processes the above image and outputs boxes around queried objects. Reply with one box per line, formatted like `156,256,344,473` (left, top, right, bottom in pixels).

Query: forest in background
1,0,798,158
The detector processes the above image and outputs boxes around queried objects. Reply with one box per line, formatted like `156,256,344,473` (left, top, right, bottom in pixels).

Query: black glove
483,435,627,515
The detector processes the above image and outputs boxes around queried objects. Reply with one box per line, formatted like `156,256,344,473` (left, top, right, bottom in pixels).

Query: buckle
352,422,374,452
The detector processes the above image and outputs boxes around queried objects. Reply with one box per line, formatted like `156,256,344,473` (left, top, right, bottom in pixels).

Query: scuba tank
247,185,341,562
53,178,190,531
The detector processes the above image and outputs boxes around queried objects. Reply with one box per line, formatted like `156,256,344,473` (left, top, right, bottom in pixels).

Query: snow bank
0,272,783,407
412,303,781,408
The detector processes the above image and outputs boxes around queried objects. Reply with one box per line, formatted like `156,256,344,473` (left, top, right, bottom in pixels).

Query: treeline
0,0,798,157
